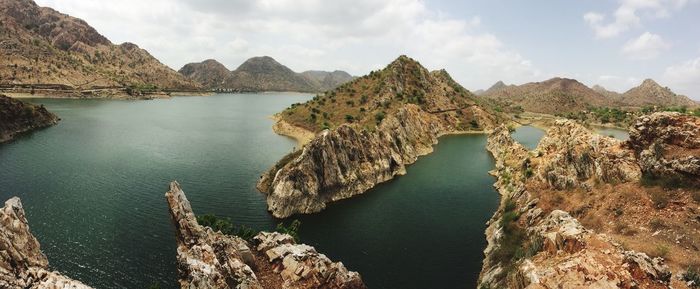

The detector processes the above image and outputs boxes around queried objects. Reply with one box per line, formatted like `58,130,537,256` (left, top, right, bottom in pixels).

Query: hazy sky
35,0,700,99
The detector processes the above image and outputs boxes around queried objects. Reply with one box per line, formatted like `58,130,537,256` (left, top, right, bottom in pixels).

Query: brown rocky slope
0,94,58,143
480,77,611,114
478,113,700,288
0,0,199,94
619,79,697,108
257,55,505,218
180,56,353,93
0,197,93,288
166,181,366,289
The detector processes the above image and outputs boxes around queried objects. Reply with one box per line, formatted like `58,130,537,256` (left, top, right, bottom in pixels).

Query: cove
0,94,544,289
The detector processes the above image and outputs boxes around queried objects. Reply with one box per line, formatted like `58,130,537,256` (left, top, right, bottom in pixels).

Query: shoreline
270,115,316,148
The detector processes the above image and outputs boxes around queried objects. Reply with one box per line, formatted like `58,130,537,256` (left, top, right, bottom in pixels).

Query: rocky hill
0,0,199,93
166,181,366,289
592,84,621,99
618,79,697,108
179,56,353,92
300,70,354,91
480,77,611,114
257,55,506,217
0,197,93,288
177,59,230,89
0,94,58,142
479,113,700,288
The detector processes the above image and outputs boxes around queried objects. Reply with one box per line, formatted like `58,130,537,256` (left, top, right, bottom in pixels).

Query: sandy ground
271,115,316,147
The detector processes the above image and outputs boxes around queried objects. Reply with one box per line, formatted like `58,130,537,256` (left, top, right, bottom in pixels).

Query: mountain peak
641,78,660,87
489,81,506,90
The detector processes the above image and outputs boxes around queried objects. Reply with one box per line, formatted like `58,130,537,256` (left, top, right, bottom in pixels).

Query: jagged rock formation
534,119,641,189
0,197,93,288
628,112,700,186
0,0,199,94
480,77,611,114
0,94,58,142
619,79,697,108
479,124,674,289
165,181,366,289
179,57,352,93
258,55,504,217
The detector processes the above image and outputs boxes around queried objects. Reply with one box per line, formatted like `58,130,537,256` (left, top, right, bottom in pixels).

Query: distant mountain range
480,78,697,114
179,57,353,93
0,0,198,90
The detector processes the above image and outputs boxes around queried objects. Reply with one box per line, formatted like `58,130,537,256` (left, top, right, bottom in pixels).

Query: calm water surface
594,126,630,141
512,125,545,150
0,94,544,289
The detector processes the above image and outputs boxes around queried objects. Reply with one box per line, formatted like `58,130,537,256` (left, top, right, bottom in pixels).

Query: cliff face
479,124,673,289
258,105,448,218
0,94,58,143
0,197,92,288
166,181,366,289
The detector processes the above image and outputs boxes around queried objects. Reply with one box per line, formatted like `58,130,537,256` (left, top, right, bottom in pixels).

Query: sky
35,0,700,99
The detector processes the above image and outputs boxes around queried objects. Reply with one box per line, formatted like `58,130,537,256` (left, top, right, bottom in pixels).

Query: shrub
692,191,700,203
345,114,355,122
654,244,670,258
276,220,301,243
684,264,700,288
196,214,257,241
649,218,666,231
374,111,385,124
469,120,479,129
648,190,670,209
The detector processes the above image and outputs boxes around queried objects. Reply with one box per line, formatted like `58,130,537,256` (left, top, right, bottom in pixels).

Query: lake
0,94,544,289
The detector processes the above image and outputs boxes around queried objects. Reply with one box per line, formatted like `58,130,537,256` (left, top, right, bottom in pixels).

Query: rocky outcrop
534,119,641,189
628,112,700,186
479,124,672,289
0,197,92,288
165,181,366,289
259,55,504,217
0,94,58,143
258,105,447,218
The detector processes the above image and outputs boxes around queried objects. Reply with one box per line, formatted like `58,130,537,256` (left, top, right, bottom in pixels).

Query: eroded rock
0,197,92,288
166,181,366,289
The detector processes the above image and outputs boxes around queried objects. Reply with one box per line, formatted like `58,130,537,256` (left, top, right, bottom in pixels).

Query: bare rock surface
166,181,366,289
628,112,700,186
0,197,92,288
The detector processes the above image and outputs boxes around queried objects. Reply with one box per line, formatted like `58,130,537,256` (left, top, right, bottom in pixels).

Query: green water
512,125,545,150
0,94,544,289
594,127,630,141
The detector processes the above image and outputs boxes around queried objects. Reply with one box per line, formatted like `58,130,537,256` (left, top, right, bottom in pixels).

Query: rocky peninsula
0,197,92,288
165,181,366,289
257,55,504,218
0,94,58,143
479,112,699,288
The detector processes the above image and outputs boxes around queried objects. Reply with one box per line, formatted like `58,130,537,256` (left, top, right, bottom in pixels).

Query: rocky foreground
479,112,699,288
0,197,92,288
0,94,58,143
258,55,502,218
165,181,366,289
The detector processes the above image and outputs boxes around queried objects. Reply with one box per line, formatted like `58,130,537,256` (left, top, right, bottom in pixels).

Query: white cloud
662,56,700,99
34,0,540,91
595,75,641,92
621,32,671,60
583,0,691,38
